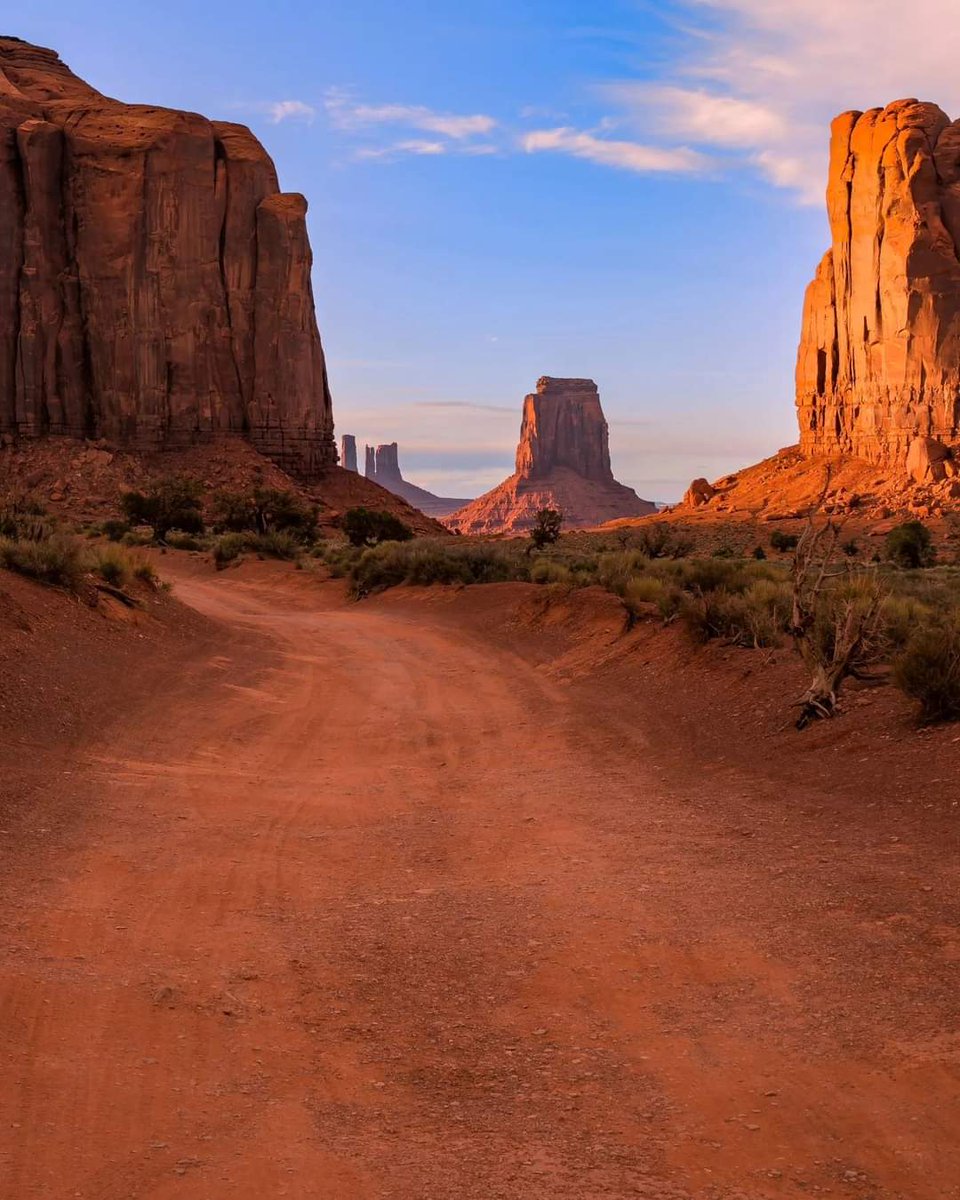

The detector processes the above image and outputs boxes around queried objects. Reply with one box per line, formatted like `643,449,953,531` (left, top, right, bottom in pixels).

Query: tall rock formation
446,377,655,534
0,37,336,479
340,434,358,473
363,440,471,518
364,445,376,478
797,99,960,468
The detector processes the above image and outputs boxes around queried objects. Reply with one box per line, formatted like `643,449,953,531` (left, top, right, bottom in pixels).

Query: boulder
905,437,957,484
0,37,336,480
683,478,716,507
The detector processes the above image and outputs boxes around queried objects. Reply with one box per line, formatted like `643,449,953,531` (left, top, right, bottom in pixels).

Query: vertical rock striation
0,37,336,479
360,439,471,517
797,99,960,467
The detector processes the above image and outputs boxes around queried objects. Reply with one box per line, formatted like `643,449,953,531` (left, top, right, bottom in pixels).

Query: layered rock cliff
446,378,654,534
797,99,960,467
362,440,470,518
0,37,336,479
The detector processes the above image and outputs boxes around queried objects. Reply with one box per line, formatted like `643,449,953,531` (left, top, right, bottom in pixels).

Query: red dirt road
2,568,959,1199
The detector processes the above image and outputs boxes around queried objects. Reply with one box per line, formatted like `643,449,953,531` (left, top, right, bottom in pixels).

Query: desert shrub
101,518,130,542
212,533,246,570
530,558,573,585
93,544,131,587
0,492,55,542
214,487,318,540
165,531,205,552
349,540,524,597
341,507,414,548
680,578,790,648
894,619,960,722
770,530,800,553
0,533,87,591
842,539,859,557
133,558,159,586
752,545,766,560
634,523,693,559
885,520,935,569
880,595,936,652
121,476,204,541
622,575,683,620
530,508,563,551
244,531,302,561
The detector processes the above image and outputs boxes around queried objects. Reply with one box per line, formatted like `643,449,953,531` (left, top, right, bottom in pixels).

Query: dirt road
1,568,958,1199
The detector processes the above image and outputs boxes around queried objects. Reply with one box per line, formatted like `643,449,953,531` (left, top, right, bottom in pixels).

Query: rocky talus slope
446,378,654,534
0,36,335,479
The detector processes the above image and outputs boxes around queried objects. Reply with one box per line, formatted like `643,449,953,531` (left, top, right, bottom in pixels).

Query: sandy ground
1,563,959,1199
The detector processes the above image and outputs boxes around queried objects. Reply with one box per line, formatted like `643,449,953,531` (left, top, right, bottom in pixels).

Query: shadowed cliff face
515,378,614,481
797,99,960,467
340,434,358,473
0,37,336,479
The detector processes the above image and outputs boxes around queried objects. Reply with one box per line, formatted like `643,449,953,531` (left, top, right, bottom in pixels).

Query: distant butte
362,441,471,519
445,377,655,534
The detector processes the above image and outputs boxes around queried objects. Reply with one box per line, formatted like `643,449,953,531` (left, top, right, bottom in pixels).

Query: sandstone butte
359,440,471,519
681,98,960,519
445,378,655,534
0,36,336,480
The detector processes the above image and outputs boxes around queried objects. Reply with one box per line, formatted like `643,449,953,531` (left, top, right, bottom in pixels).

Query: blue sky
17,0,960,500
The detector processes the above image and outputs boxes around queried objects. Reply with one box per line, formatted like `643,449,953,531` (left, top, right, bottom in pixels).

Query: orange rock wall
797,100,960,465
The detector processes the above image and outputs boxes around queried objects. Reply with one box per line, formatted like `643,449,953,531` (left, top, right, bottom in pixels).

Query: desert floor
1,561,958,1199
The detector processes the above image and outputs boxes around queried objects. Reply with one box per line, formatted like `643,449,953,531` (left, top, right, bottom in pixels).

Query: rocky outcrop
906,436,957,484
340,434,358,473
364,445,376,478
797,100,960,468
683,478,716,508
0,37,335,479
363,441,471,518
445,378,655,534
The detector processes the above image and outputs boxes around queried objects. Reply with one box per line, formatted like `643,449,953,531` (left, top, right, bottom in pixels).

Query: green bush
885,521,935,569
93,545,131,587
680,579,790,648
770,530,799,553
341,507,414,548
0,492,55,542
214,487,318,540
895,619,960,722
121,476,204,541
634,523,693,559
530,508,563,551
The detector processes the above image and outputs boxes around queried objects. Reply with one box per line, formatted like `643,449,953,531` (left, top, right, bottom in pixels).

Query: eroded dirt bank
1,563,958,1199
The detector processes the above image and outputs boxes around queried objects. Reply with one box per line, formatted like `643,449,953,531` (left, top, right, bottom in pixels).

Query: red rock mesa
0,37,336,480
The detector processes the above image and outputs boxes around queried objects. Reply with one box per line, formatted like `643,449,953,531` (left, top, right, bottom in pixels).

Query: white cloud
621,0,960,203
326,92,496,139
355,140,448,161
265,100,316,124
520,127,709,174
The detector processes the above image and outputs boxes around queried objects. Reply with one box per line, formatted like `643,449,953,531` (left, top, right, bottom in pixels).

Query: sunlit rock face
445,377,655,534
797,100,960,467
0,37,336,479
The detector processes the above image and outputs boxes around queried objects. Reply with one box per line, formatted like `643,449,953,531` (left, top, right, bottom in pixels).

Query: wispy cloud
414,400,516,414
264,99,316,124
520,127,709,174
325,91,498,159
614,0,960,204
